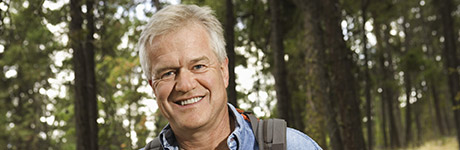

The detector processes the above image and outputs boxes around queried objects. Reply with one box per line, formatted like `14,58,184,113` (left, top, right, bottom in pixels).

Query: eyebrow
152,56,210,77
152,65,177,78
189,56,210,64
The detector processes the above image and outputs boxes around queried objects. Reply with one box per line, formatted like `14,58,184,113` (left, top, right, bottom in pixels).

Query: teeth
180,97,202,106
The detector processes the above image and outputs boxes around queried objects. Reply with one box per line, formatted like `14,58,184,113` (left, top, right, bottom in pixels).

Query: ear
221,58,229,88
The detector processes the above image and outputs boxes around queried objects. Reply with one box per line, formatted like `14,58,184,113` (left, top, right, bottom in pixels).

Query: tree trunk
152,0,162,10
443,106,453,135
373,18,402,148
319,0,366,149
382,23,402,148
295,0,344,149
374,22,388,148
435,0,460,147
414,96,422,146
402,17,413,146
225,0,237,107
420,5,447,137
431,81,446,136
269,0,291,124
380,86,389,147
309,4,344,150
70,0,98,149
403,73,412,146
361,0,372,149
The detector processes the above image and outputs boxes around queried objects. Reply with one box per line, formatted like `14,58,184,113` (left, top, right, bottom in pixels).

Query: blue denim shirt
150,103,322,150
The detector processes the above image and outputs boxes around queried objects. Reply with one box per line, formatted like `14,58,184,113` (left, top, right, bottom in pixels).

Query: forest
1,0,460,149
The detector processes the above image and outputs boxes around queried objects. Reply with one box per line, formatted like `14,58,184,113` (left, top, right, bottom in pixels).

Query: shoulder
286,128,322,150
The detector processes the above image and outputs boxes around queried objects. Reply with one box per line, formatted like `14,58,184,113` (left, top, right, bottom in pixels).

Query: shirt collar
157,103,255,150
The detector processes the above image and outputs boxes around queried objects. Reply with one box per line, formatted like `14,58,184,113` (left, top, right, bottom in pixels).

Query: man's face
148,23,229,130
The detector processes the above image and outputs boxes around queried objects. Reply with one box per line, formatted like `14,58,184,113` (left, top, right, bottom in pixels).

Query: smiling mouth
175,96,204,106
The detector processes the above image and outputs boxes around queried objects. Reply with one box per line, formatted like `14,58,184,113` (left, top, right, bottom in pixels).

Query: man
138,4,322,150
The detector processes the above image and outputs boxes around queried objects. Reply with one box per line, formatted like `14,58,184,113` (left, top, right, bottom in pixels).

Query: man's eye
161,71,175,79
193,64,205,70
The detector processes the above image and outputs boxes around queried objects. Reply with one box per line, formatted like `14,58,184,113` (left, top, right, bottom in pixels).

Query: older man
138,4,321,150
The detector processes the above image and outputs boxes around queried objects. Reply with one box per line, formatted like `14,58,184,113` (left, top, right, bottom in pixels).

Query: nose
174,69,197,92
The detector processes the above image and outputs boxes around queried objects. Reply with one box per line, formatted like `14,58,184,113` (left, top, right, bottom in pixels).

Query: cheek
154,82,174,101
199,71,224,90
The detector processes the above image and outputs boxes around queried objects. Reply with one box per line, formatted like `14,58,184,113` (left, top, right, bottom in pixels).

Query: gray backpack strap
247,113,259,135
246,114,287,150
144,137,163,150
266,118,287,150
257,119,266,150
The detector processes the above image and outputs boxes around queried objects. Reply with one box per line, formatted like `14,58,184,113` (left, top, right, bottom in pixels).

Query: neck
174,107,235,150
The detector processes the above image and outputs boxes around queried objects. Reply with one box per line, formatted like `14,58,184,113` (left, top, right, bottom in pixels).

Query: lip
172,95,205,107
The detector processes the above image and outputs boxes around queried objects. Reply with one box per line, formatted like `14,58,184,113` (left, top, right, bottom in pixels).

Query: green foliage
0,0,64,149
400,48,426,73
1,0,457,149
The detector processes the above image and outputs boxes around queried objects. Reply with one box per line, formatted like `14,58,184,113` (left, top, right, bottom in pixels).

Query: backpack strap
245,112,260,135
144,137,163,150
245,113,287,150
146,110,287,150
265,118,287,150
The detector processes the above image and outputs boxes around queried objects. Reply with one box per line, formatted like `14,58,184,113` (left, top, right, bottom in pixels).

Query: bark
420,6,447,136
374,22,388,148
382,23,402,148
403,73,412,146
443,106,453,134
309,5,343,150
382,21,404,144
431,81,446,135
361,0,372,149
380,87,389,148
295,0,344,149
435,0,460,147
374,19,402,148
225,0,237,107
70,0,98,149
414,96,422,146
269,0,292,124
402,17,413,146
319,0,366,149
152,0,162,10
315,28,344,150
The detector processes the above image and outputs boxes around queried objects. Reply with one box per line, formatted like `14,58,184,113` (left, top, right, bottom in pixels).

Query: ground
375,137,458,150
415,137,458,150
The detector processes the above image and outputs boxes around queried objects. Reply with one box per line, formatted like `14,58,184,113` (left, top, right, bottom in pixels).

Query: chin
178,121,206,130
176,115,207,129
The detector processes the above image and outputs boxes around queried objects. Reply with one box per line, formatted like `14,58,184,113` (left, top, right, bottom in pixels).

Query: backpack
144,111,287,150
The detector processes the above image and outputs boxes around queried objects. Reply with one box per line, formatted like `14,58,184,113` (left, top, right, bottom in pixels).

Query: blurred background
1,0,460,149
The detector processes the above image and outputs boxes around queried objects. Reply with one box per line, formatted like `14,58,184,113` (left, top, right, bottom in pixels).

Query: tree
402,16,414,146
225,0,237,107
4,0,460,149
374,21,389,148
269,0,292,124
419,1,447,137
319,0,366,149
69,0,98,149
293,0,344,149
381,22,403,148
0,0,62,149
152,0,163,10
435,0,460,148
361,0,373,149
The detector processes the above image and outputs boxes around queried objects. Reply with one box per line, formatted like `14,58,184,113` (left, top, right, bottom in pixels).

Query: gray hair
138,4,226,80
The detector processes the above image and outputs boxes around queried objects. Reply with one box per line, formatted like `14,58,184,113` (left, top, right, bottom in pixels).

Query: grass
375,137,458,150
414,137,458,150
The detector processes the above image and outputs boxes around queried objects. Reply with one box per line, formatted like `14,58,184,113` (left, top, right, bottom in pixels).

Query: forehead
152,23,209,53
147,23,217,67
